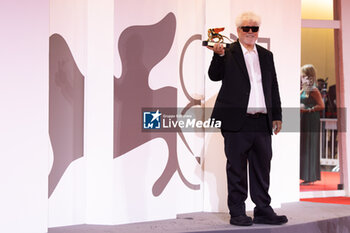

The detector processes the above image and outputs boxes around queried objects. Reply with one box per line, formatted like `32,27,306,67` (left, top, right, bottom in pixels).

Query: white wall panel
0,1,49,232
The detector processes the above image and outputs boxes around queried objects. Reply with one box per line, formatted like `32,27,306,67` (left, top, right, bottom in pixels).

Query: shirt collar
239,41,257,55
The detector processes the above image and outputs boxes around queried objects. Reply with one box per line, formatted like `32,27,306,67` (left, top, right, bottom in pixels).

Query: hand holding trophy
202,27,233,53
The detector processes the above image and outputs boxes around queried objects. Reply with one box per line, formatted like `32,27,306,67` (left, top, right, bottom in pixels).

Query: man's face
237,20,259,47
317,80,325,90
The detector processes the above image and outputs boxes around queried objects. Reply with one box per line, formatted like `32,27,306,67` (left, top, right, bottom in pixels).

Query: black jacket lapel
257,45,269,104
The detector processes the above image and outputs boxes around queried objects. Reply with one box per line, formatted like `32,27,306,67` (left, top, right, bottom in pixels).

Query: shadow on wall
114,12,200,197
48,34,84,197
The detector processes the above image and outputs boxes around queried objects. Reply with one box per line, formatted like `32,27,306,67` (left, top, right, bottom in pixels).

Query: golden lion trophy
202,27,233,48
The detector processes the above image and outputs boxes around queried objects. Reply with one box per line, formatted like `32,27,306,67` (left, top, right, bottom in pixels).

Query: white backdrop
48,0,301,227
0,0,49,233
113,0,205,224
0,1,303,232
48,0,88,227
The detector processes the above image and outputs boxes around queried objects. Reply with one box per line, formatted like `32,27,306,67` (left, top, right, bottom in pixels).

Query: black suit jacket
208,41,282,133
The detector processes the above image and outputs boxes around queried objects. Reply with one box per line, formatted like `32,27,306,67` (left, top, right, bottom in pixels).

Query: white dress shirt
240,42,267,114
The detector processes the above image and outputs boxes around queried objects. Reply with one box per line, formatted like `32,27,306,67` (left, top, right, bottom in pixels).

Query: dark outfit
300,89,321,182
208,41,282,218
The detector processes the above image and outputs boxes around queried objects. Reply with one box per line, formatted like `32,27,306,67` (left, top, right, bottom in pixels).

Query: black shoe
230,215,253,226
300,181,311,185
253,213,288,225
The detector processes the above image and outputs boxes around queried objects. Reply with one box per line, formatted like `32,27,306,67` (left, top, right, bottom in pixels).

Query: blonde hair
301,64,317,86
235,12,261,27
301,64,317,96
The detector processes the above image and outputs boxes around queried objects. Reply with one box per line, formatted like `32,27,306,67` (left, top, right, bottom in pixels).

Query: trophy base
202,41,228,48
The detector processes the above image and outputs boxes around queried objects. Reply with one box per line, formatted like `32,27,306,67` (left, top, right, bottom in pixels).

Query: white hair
235,12,261,27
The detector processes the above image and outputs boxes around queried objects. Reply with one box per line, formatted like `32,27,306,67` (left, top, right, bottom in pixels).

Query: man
317,78,326,92
207,12,288,226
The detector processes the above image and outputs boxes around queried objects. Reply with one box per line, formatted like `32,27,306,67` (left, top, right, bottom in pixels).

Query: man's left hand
272,120,282,135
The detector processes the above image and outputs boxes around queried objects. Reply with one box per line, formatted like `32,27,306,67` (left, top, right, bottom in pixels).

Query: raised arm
207,43,225,81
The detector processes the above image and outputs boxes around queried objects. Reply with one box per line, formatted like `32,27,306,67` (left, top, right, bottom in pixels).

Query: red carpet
300,171,340,191
300,196,350,205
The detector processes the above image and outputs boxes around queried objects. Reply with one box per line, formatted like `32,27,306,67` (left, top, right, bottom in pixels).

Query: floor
301,196,350,205
300,171,340,191
48,202,350,233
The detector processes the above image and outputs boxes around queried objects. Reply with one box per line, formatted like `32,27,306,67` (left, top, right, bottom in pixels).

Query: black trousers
221,114,274,217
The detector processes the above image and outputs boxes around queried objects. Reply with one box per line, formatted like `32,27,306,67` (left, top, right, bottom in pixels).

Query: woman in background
300,64,325,185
